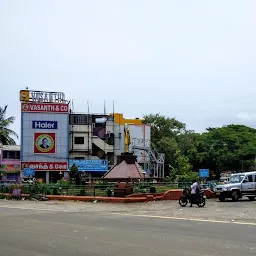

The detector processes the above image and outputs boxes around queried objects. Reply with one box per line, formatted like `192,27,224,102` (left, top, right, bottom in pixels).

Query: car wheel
232,191,239,202
248,196,255,201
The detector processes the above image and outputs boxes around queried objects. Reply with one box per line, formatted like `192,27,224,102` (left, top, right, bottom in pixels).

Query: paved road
1,206,256,256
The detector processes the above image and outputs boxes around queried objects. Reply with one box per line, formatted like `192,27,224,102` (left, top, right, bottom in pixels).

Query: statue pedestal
117,152,137,165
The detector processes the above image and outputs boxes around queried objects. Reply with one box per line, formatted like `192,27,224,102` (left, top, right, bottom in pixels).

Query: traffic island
1,189,215,203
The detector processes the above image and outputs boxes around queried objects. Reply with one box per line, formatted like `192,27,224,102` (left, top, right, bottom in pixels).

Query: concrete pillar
46,171,49,184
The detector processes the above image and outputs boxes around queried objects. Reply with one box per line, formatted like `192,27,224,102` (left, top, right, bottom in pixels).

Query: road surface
1,204,256,256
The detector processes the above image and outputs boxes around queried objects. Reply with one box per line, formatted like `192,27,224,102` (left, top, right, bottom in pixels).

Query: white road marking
1,204,256,226
111,213,256,226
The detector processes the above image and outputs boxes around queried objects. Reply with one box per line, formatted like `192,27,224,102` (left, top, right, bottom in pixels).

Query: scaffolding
131,138,165,178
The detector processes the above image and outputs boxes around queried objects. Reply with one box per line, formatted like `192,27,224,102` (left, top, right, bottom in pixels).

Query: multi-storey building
0,145,21,182
69,112,165,178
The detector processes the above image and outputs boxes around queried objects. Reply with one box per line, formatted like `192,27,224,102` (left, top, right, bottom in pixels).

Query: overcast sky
1,0,256,142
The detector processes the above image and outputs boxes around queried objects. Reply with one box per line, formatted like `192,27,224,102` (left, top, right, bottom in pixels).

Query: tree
144,114,186,175
144,114,195,177
0,105,18,145
196,125,256,177
69,164,81,185
144,114,186,142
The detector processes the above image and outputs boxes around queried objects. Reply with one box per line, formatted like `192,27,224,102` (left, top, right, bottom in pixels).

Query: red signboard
21,102,69,113
34,133,56,154
21,162,68,171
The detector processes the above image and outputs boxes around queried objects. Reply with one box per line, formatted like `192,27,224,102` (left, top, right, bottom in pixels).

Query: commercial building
19,89,165,183
20,90,70,183
0,145,21,182
69,112,164,178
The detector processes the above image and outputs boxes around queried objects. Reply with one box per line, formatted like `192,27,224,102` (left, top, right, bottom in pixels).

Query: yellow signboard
20,90,30,101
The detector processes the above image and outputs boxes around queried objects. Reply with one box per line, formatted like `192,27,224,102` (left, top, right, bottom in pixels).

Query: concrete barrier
2,189,215,203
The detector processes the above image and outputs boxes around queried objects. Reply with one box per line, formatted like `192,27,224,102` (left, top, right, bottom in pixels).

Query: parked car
214,171,256,202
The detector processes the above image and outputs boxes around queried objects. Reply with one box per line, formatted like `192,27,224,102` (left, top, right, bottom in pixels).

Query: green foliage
69,164,78,179
0,105,18,145
144,114,256,180
106,188,112,197
0,194,6,199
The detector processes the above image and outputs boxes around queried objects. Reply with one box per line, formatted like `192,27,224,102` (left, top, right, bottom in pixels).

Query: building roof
1,145,20,151
104,160,148,180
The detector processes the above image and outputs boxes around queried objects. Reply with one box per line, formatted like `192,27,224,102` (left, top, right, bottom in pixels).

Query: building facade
18,89,164,183
20,90,70,183
68,112,164,177
0,145,21,182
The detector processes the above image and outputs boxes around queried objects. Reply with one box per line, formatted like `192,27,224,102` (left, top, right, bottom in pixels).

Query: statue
124,123,130,152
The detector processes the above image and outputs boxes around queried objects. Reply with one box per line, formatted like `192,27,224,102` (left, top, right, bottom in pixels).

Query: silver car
214,172,256,202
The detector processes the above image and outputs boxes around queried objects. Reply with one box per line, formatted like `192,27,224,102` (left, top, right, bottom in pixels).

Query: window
2,150,20,159
74,137,84,144
3,151,8,159
248,175,253,182
70,114,91,125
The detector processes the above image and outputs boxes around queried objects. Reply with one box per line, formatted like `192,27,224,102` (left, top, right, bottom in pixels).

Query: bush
79,189,86,196
52,188,58,195
0,194,6,199
106,188,112,197
150,187,156,193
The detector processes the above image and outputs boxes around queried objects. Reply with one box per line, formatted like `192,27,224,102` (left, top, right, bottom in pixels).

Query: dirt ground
1,198,256,224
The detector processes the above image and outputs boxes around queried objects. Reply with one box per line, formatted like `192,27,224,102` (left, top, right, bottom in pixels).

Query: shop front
21,161,68,183
0,161,20,182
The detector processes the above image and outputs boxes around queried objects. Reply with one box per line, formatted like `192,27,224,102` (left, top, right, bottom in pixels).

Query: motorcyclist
190,180,201,207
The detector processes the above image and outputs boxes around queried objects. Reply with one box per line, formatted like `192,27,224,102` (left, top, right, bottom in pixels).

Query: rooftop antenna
72,99,74,112
87,100,90,159
104,100,106,115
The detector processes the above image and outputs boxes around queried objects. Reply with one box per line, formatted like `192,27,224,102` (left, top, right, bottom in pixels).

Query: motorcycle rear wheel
179,196,188,207
197,198,206,207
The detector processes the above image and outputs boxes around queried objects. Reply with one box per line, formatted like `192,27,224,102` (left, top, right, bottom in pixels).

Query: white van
214,171,256,202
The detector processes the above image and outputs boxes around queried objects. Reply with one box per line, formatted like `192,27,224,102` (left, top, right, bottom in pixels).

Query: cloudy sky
1,0,256,142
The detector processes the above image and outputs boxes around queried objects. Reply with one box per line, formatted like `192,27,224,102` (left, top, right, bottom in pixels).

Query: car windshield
229,175,245,183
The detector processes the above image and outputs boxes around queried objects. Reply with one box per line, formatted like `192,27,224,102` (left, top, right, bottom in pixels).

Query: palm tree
0,105,18,145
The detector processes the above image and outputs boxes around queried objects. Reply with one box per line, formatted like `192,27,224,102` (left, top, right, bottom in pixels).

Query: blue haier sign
32,121,58,129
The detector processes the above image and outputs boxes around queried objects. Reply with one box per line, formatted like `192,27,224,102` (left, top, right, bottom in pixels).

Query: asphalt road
1,206,256,256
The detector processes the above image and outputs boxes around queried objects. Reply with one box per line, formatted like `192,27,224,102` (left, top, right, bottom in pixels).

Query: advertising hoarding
21,162,68,171
23,168,35,177
69,160,108,172
32,121,58,129
20,90,66,103
34,133,56,154
21,102,69,113
0,164,20,173
20,90,69,182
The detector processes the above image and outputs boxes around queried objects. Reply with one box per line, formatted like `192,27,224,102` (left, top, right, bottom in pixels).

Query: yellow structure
112,113,144,125
20,90,30,101
124,123,130,152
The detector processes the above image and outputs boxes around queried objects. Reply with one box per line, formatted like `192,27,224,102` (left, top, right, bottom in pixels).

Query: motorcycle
179,188,206,207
